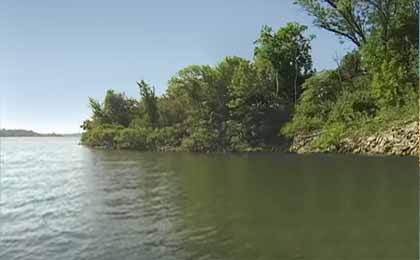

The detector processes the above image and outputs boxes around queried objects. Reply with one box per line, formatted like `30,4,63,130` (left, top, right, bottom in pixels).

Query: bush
281,116,323,137
328,87,377,125
114,128,149,150
371,57,413,107
180,127,219,152
282,67,379,140
313,122,346,149
147,126,184,149
81,125,123,147
281,70,342,136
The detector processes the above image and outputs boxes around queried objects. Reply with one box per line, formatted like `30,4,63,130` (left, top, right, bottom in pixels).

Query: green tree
103,90,134,127
137,80,159,128
359,0,418,106
81,97,108,130
295,0,368,47
227,59,286,147
254,23,313,104
296,0,418,108
167,65,224,150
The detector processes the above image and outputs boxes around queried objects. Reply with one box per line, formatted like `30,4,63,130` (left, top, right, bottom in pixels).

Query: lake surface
0,137,418,260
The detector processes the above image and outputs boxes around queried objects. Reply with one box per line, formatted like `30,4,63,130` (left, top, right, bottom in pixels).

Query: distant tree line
0,129,62,137
81,0,418,152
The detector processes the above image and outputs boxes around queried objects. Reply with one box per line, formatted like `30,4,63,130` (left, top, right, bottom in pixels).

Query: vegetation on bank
282,0,419,150
81,0,418,152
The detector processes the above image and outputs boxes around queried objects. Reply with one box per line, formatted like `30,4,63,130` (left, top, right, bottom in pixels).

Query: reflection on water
0,137,418,260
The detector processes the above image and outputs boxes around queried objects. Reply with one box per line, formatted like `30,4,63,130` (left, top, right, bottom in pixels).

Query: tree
103,90,133,127
227,59,286,147
89,97,107,124
297,0,418,108
137,80,159,128
254,23,313,105
359,0,418,106
167,65,224,150
295,0,368,47
295,0,418,49
156,95,187,127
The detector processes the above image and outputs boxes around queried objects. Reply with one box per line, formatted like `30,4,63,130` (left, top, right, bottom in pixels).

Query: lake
0,137,418,260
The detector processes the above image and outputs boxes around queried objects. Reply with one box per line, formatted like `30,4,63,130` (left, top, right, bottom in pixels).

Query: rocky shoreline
290,121,418,156
82,121,419,156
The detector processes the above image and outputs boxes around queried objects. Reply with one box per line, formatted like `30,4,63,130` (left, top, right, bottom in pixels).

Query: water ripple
1,137,418,260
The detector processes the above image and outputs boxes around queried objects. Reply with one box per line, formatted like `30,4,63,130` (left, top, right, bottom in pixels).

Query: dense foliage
284,0,418,149
81,0,418,152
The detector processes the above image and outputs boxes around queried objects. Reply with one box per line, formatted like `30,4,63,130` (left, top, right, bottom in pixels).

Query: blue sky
1,0,354,133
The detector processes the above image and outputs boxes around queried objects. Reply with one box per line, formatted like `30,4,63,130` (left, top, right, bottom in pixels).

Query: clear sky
1,0,354,134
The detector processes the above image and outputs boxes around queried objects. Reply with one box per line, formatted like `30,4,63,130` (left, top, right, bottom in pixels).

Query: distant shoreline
0,129,81,138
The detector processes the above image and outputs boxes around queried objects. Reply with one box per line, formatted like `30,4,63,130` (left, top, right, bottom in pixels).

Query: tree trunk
294,61,298,105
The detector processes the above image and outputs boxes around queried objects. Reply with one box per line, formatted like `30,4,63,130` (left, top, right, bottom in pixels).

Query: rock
290,121,418,156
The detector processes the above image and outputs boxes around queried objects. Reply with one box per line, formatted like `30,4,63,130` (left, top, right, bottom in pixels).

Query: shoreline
289,121,418,157
81,127,418,157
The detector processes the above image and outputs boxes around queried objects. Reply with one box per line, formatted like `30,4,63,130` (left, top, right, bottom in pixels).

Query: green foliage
227,58,288,146
282,0,419,152
361,23,418,108
84,90,137,129
82,50,292,152
371,57,413,106
313,122,346,149
328,86,377,124
337,51,364,80
281,70,343,136
349,100,418,137
137,80,159,128
103,90,134,127
88,97,106,124
157,96,187,127
254,23,314,104
225,121,253,152
81,125,123,147
147,126,184,149
114,128,149,150
180,127,219,152
295,0,368,47
81,5,418,154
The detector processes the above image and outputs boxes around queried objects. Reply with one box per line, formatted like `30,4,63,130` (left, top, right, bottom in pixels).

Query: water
0,137,418,260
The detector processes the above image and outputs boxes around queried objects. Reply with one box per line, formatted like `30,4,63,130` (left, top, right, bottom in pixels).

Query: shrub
180,127,219,152
313,122,346,149
281,116,323,138
371,58,413,107
114,128,149,150
281,70,342,136
81,125,123,147
146,127,180,148
328,87,377,125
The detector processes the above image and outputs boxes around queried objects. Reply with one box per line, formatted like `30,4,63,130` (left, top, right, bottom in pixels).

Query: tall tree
297,0,418,106
103,90,133,127
254,23,313,104
227,59,286,147
295,0,418,49
137,80,159,128
295,0,369,47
